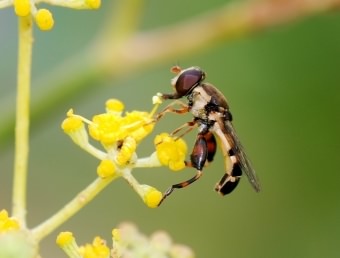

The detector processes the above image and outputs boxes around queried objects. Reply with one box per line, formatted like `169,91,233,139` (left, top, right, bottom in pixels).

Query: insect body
156,66,260,205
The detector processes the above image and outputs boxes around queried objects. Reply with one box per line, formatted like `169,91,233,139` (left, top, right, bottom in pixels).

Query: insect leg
155,100,189,121
158,132,208,206
170,120,197,140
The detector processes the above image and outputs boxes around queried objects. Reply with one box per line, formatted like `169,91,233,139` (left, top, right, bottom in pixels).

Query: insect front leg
158,131,209,206
155,100,189,121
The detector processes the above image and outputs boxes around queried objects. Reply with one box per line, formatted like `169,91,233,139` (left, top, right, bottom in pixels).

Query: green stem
31,176,118,242
12,16,33,226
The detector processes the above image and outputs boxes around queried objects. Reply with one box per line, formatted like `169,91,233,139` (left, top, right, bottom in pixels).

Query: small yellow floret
0,209,9,221
121,111,155,142
89,113,122,145
61,115,84,133
111,228,120,241
0,209,20,232
115,137,136,166
79,236,110,258
56,232,75,247
97,160,116,178
86,0,101,9
14,0,30,16
130,122,155,142
106,99,124,113
144,187,163,208
154,133,187,171
35,9,54,31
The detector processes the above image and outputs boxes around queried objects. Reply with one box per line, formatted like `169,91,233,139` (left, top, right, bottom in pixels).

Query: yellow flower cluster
89,110,154,147
57,223,194,258
61,98,189,208
61,99,161,205
3,0,101,31
62,99,155,152
57,232,110,258
0,210,20,233
56,232,109,258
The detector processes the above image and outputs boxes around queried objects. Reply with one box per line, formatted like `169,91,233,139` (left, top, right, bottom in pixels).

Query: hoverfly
156,66,260,206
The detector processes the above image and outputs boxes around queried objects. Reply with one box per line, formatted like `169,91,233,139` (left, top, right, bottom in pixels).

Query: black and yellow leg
158,132,209,206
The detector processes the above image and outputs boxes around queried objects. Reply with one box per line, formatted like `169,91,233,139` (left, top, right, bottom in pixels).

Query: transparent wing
223,120,261,192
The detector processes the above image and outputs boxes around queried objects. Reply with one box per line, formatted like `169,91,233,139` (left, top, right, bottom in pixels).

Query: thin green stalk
12,16,33,227
32,176,118,242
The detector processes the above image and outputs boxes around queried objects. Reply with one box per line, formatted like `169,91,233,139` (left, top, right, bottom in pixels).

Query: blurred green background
0,0,340,257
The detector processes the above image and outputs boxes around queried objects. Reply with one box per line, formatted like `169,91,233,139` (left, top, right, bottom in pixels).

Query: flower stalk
32,176,117,242
12,16,33,227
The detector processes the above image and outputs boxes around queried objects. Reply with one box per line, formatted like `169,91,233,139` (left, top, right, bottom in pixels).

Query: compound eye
175,68,204,97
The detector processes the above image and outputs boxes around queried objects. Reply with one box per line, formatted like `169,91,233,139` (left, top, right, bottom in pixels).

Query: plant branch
12,16,33,227
31,176,118,242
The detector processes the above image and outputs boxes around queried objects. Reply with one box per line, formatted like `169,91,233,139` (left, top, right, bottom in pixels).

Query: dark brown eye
175,68,205,97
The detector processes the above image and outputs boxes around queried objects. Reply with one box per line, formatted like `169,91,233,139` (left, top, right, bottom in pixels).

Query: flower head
58,223,194,258
2,0,101,31
141,185,163,208
35,9,54,31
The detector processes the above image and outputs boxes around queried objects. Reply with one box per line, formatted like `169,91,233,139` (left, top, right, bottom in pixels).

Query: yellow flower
141,185,163,208
79,236,110,258
56,232,75,247
121,111,155,142
111,228,120,242
35,8,54,31
154,133,187,171
97,160,116,178
61,109,84,133
13,0,30,16
105,98,124,114
85,0,101,9
0,210,20,232
61,109,89,149
89,113,123,146
4,0,101,31
115,137,137,166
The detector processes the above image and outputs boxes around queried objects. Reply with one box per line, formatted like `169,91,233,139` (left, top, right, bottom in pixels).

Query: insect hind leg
158,171,203,206
158,132,209,206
